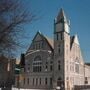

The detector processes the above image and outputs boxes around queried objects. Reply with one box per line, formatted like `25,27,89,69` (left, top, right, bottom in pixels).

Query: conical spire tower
56,8,67,23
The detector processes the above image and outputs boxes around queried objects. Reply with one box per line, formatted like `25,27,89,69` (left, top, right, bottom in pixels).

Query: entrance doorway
57,77,61,86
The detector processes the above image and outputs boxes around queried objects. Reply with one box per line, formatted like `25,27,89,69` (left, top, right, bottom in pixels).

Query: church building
16,8,90,90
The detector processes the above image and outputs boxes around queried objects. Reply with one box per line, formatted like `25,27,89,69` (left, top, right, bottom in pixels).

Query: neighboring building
84,63,90,85
0,55,16,89
17,8,90,90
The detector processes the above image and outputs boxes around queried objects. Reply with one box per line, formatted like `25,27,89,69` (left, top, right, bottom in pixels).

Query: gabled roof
32,31,42,41
74,34,80,45
70,36,75,49
37,32,54,51
44,37,54,49
85,63,90,66
70,35,80,49
27,31,80,52
34,31,54,50
27,31,54,53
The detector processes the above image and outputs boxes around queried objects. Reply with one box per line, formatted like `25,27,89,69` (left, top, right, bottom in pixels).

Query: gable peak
37,30,41,34
74,34,80,45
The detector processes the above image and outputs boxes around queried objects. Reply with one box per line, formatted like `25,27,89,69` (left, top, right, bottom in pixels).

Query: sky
21,0,90,62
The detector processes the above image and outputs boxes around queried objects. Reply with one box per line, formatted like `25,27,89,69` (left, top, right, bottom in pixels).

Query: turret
53,8,70,90
54,8,70,34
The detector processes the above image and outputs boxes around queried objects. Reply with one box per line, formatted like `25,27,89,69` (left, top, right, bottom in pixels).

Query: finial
38,30,41,34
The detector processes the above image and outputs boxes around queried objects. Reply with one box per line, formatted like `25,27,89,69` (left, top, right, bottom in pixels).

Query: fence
0,88,47,90
74,85,90,90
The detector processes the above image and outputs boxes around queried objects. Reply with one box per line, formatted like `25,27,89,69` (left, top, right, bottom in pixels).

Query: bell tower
53,8,70,90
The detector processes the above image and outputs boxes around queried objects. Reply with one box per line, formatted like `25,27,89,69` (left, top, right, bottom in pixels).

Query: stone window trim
33,56,42,72
58,60,61,70
50,65,53,71
50,77,52,85
36,78,38,85
75,58,79,73
45,77,47,85
27,78,29,85
33,78,34,85
85,77,88,84
23,78,25,85
40,78,41,85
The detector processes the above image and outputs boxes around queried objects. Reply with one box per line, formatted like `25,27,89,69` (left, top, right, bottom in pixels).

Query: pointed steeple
56,8,67,23
74,34,80,45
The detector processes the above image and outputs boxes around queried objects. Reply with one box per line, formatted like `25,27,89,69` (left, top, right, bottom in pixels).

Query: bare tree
0,0,35,56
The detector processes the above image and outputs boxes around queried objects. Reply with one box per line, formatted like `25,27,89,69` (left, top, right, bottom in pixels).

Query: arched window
75,57,79,73
58,61,60,70
45,77,47,85
50,78,52,85
33,56,42,72
58,44,61,54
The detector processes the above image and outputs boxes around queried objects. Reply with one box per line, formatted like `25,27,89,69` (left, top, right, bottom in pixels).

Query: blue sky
21,0,90,62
